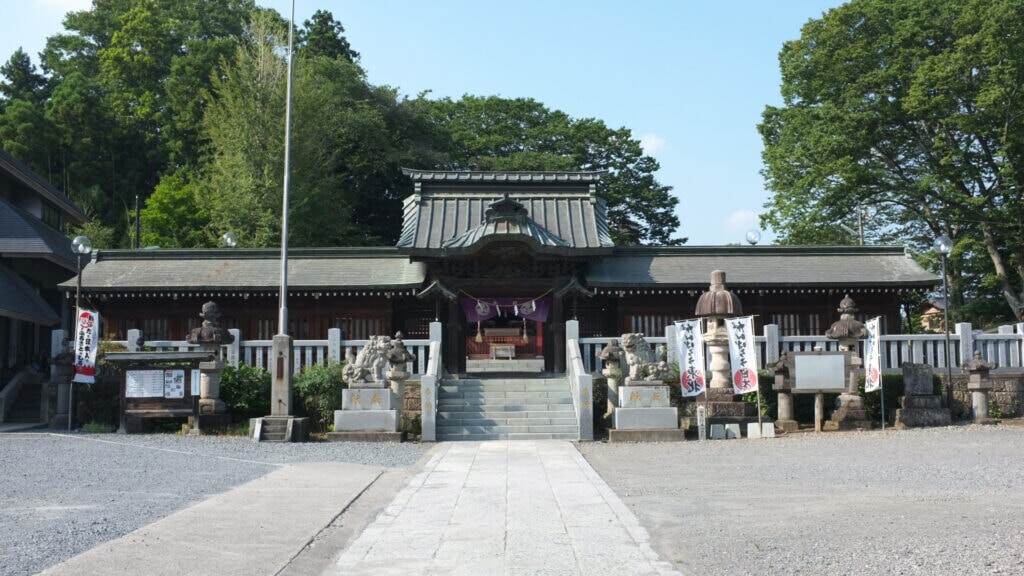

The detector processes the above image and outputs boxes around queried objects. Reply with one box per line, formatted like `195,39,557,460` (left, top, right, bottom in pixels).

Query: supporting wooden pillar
552,296,565,373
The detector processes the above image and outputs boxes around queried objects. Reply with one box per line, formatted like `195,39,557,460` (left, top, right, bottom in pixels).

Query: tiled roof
585,246,938,289
397,170,614,254
62,248,427,294
403,169,605,183
0,198,77,270
0,264,60,325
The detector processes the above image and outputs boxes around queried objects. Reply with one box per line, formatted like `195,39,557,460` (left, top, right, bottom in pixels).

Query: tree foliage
0,1,682,251
422,95,683,245
760,0,1024,323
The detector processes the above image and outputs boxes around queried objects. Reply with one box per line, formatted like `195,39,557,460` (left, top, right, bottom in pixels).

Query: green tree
0,49,49,107
139,172,211,247
298,9,359,62
423,95,683,245
200,10,429,247
759,0,1024,323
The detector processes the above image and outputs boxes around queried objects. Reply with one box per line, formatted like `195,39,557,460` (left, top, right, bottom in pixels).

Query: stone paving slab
39,462,383,576
324,441,682,576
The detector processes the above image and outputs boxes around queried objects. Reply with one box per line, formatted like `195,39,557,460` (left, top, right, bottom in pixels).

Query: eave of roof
402,168,606,183
0,264,60,325
60,247,428,294
585,245,939,290
0,149,88,224
0,198,77,270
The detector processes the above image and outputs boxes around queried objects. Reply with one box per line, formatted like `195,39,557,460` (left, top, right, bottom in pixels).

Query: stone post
598,339,623,420
271,334,294,416
704,318,731,389
198,342,226,415
328,328,342,364
49,329,72,429
771,354,798,433
964,351,996,424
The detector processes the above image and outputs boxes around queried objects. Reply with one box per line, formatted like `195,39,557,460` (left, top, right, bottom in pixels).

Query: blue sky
3,0,844,245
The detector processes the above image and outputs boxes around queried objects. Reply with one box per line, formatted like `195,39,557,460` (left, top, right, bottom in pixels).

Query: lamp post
70,235,92,432
933,234,954,412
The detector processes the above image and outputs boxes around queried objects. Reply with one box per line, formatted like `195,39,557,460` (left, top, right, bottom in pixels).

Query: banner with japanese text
726,316,759,395
73,309,100,385
864,316,883,392
674,320,706,397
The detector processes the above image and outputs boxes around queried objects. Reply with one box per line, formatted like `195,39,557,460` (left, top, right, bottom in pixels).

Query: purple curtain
459,296,551,323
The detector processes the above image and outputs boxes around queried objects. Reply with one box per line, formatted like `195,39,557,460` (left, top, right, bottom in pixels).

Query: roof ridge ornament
485,194,529,224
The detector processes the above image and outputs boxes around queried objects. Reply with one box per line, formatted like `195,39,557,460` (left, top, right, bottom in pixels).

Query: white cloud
639,133,666,156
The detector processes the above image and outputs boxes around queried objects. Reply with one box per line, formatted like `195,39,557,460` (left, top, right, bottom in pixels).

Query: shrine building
68,169,938,374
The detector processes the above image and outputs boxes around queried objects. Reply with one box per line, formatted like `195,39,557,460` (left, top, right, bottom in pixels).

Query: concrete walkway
325,441,682,576
38,462,384,576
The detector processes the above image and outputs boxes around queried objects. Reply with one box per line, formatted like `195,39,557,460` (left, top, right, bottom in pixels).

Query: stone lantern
691,270,757,430
963,351,997,423
823,295,873,430
694,270,742,390
187,301,234,417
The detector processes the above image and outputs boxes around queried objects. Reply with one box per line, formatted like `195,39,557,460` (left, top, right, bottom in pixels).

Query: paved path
325,441,681,576
38,462,383,576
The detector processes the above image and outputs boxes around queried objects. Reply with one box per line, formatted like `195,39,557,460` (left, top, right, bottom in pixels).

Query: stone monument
823,295,874,431
186,302,234,433
688,270,758,432
963,351,997,424
330,333,406,441
609,333,683,442
894,363,952,428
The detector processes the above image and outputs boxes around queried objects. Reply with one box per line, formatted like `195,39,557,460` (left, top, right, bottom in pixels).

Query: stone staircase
255,416,289,442
436,376,579,440
6,377,43,424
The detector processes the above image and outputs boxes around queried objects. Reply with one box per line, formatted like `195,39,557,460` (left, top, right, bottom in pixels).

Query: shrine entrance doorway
460,295,549,373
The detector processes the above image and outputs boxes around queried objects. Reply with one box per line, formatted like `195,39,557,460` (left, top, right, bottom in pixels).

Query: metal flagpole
278,0,295,337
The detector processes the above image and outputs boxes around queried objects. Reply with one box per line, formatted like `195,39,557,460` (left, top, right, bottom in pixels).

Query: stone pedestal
608,381,684,443
969,385,995,424
894,363,951,428
965,352,997,424
198,357,226,415
683,387,760,431
824,353,874,431
271,334,294,416
328,386,404,442
602,369,620,420
49,364,74,429
772,370,799,433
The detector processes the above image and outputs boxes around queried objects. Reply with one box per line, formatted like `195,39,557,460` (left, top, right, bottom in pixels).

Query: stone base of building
326,431,406,442
608,429,686,443
894,395,952,428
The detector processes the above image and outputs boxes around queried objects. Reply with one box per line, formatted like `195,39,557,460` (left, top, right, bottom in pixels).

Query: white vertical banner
674,320,706,397
726,316,759,395
864,316,883,392
73,309,100,385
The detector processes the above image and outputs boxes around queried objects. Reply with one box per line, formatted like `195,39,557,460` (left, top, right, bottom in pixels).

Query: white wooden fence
579,321,1024,375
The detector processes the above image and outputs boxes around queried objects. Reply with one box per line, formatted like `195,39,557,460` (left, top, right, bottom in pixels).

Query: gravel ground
0,432,430,576
579,425,1024,576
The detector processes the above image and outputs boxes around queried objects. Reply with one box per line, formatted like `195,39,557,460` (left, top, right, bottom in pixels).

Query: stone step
434,409,573,420
436,416,579,427
436,401,575,412
439,381,568,392
437,390,573,400
437,431,579,441
436,424,580,435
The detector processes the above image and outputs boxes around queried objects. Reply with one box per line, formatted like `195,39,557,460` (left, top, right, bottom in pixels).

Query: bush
294,362,345,433
219,364,271,419
741,370,777,417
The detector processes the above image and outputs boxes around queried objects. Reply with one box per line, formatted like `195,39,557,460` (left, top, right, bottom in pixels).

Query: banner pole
880,380,886,430
756,385,764,433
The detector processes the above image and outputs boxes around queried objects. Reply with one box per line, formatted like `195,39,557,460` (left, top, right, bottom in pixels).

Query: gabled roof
397,168,614,256
0,264,60,325
585,246,938,291
0,148,88,225
0,198,77,270
62,248,427,295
